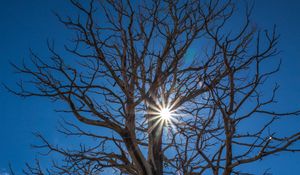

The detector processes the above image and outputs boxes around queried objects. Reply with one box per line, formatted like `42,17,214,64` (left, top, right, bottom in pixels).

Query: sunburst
160,108,172,120
146,97,181,133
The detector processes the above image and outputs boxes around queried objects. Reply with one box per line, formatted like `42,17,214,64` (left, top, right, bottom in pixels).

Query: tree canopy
8,0,300,174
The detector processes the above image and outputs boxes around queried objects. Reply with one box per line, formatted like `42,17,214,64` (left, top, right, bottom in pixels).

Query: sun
146,97,182,133
160,108,172,120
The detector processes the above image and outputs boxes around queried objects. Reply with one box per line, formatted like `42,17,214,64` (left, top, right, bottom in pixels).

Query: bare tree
8,0,300,174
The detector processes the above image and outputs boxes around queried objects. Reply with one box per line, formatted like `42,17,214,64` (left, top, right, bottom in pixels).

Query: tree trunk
148,119,164,175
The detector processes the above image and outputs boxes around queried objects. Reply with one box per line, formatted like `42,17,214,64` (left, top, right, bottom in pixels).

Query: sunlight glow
146,97,183,134
160,108,172,120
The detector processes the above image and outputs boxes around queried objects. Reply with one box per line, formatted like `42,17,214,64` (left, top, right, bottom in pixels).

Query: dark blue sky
1,0,300,174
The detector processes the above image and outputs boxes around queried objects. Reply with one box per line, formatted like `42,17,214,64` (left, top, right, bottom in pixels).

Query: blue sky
1,0,300,174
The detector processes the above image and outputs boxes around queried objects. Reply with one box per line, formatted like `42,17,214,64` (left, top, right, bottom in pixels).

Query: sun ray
148,117,164,133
